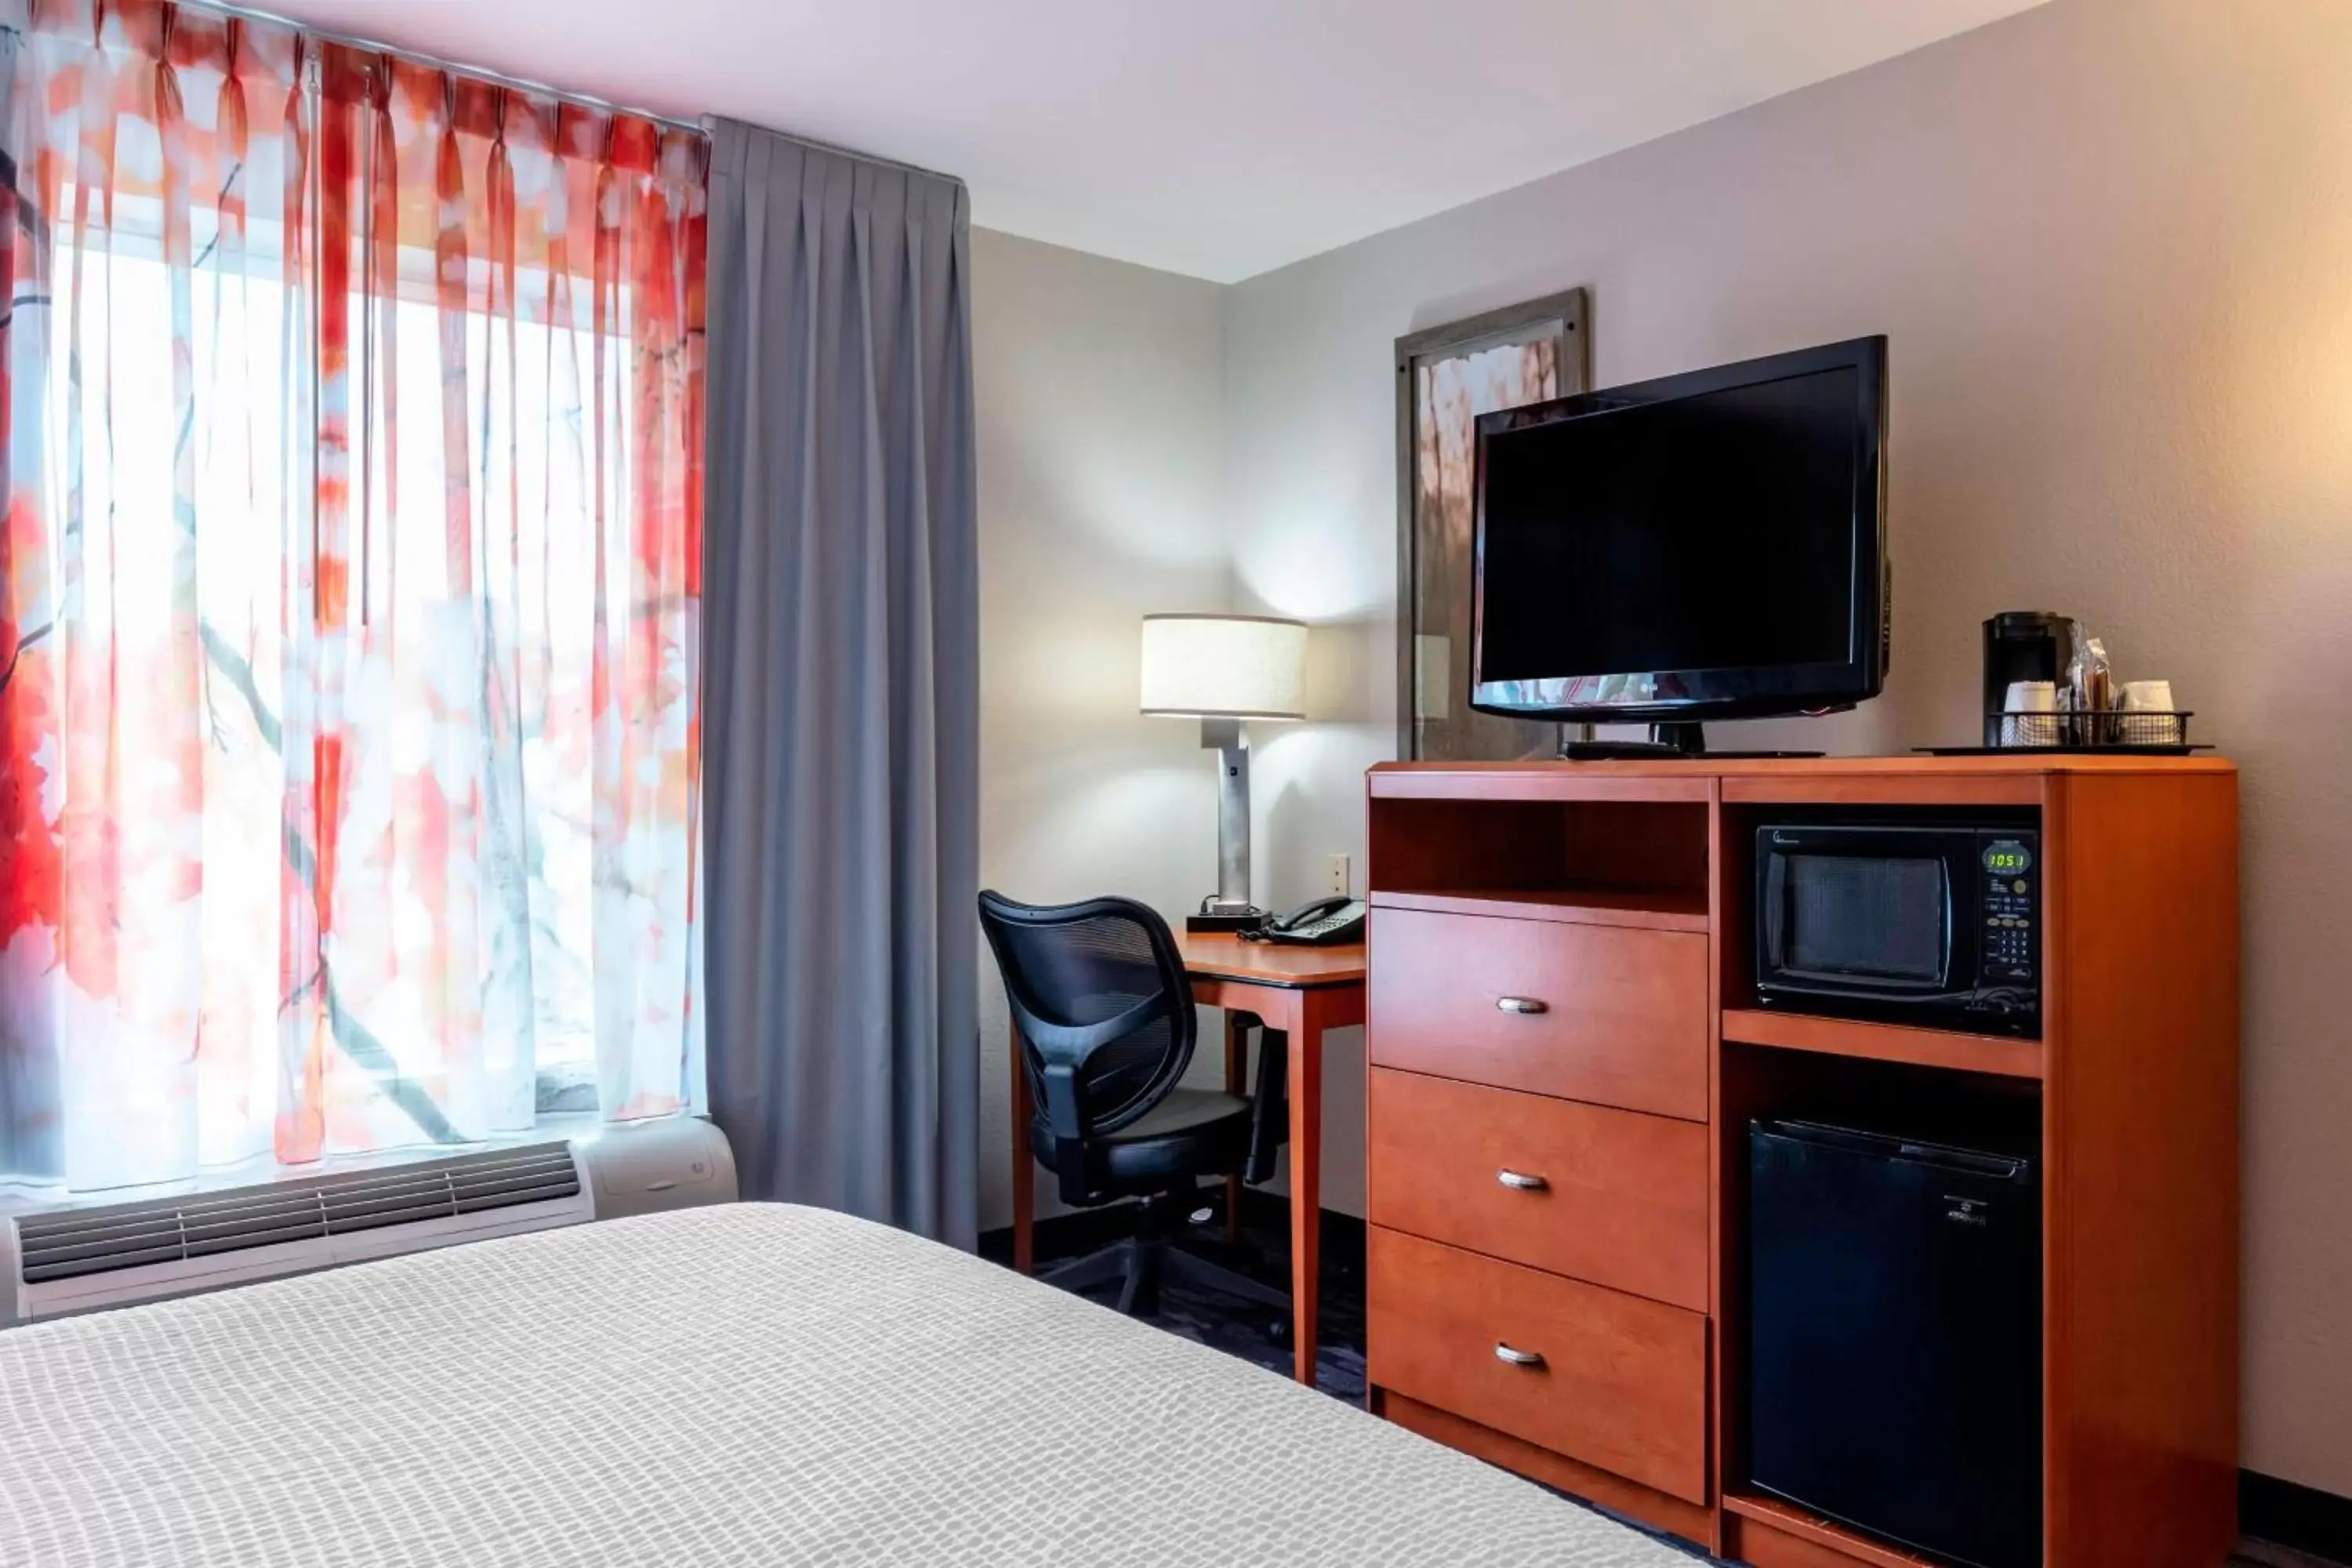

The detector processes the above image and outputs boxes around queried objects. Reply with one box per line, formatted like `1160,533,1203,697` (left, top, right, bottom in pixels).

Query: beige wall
1221,0,2352,1496
970,227,1244,1229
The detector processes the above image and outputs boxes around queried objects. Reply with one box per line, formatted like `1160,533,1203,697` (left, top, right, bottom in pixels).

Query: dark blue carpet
1062,1261,1368,1403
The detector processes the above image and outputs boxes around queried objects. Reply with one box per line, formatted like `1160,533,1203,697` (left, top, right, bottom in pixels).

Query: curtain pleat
0,0,705,1192
702,121,978,1247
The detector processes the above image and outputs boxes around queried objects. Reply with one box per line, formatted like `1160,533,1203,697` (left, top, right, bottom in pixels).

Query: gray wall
1221,0,2352,1497
973,0,2352,1494
971,228,1243,1229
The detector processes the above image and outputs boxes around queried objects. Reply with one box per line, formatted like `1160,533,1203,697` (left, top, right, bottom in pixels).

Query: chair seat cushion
1033,1087,1254,1193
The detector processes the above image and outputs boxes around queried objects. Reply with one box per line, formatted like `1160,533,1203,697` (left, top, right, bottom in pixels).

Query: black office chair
979,890,1290,1321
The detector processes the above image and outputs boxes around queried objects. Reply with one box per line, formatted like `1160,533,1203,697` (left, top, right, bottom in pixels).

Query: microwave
1755,818,2042,1037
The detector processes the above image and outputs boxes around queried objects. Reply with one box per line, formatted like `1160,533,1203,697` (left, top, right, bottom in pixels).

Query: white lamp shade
1140,615,1308,720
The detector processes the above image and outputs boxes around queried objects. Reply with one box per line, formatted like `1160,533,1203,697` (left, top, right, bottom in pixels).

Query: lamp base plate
1187,909,1267,935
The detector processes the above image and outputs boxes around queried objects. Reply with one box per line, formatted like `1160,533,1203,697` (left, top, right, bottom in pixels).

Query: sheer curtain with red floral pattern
0,0,705,1192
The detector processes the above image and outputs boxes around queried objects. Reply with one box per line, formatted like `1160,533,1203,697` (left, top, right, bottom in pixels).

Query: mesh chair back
978,891,1196,1138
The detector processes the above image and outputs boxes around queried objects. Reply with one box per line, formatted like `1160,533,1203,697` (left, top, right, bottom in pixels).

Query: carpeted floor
1051,1229,1369,1403
1000,1201,2331,1568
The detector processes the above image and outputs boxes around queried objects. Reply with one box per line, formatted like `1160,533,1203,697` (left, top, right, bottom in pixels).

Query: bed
0,1203,1694,1566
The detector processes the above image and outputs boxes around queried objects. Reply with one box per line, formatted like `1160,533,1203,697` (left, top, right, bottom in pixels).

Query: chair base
1039,1191,1288,1320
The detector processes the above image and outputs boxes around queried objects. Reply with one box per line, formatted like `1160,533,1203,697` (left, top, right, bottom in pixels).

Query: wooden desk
1008,932,1366,1385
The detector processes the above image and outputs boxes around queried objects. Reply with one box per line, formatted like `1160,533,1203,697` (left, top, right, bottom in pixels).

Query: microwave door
1762,840,1965,1002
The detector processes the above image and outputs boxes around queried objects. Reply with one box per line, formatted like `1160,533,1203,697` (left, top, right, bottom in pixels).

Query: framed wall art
1393,288,1589,760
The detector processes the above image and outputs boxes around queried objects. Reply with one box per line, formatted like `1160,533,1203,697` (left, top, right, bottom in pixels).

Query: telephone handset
1252,895,1368,946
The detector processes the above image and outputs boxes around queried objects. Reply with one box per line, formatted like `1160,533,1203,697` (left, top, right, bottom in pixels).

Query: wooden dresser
1362,757,2239,1568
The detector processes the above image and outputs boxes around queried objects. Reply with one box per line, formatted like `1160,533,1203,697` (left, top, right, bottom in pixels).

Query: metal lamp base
1196,717,1259,931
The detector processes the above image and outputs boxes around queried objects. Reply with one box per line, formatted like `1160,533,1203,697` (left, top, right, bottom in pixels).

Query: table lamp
1140,613,1308,932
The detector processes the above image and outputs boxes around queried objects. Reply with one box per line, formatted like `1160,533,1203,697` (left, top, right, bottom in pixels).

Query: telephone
1253,895,1368,946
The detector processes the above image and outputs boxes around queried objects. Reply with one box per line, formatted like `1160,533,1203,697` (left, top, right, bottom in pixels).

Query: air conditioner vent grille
16,1143,580,1285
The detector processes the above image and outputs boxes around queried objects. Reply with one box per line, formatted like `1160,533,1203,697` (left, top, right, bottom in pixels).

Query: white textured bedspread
0,1203,1690,1566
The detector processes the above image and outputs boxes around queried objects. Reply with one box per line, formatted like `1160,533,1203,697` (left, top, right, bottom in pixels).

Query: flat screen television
1470,336,1889,755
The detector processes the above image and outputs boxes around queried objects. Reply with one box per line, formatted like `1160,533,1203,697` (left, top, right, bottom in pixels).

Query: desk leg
1287,1004,1325,1387
1009,1024,1034,1276
1224,1013,1250,1242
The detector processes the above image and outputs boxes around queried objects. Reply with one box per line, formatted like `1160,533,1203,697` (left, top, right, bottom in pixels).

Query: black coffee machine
1982,612,2074,747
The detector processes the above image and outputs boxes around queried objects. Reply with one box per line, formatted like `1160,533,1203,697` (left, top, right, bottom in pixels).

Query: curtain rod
190,0,967,187
195,0,702,134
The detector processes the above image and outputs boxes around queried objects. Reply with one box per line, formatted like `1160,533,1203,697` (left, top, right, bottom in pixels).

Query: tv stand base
1557,721,1824,761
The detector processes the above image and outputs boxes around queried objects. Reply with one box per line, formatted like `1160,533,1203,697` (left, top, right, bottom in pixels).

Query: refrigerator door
1748,1119,2042,1568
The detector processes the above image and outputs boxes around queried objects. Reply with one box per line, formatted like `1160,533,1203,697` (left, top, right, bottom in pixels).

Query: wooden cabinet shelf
1367,794,1710,931
1719,1007,2044,1080
1369,887,1709,931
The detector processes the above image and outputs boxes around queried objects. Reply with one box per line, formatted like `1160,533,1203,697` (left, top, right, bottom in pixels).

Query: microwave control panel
1980,834,2039,984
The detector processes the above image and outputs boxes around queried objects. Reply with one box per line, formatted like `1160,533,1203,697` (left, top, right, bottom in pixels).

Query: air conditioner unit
0,1116,735,1327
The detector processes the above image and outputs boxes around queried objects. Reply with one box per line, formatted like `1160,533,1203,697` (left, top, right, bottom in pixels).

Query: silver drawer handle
1496,1169,1549,1192
1494,1342,1546,1369
1495,996,1549,1015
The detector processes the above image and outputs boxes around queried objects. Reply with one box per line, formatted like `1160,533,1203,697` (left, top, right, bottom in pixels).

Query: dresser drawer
1367,1226,1710,1504
1367,1068,1709,1310
1367,906,1709,1121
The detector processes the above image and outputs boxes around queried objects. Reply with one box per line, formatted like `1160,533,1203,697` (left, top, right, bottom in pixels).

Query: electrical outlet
1327,854,1351,897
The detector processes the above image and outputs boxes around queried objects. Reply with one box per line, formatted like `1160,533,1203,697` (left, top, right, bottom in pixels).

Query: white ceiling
256,0,2050,282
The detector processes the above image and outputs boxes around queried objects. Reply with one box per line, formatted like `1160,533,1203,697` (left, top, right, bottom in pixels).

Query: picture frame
1393,288,1590,761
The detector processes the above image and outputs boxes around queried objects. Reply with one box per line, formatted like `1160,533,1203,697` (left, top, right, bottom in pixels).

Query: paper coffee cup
2003,681,2059,746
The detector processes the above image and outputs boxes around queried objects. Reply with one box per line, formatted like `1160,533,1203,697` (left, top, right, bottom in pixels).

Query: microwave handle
1759,848,1788,964
1944,852,1958,986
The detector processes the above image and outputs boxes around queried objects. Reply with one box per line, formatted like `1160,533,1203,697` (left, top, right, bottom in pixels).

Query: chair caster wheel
1266,1318,1292,1347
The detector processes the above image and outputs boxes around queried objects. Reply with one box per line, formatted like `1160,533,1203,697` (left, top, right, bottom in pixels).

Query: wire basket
1988,709,2194,750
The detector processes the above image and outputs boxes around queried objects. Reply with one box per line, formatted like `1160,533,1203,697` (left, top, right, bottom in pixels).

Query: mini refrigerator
1748,1120,2042,1568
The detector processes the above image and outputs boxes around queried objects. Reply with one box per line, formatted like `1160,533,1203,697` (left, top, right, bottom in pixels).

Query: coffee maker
1981,612,2074,747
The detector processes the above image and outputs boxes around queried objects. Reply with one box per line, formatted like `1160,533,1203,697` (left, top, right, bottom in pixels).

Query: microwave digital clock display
1983,841,2034,874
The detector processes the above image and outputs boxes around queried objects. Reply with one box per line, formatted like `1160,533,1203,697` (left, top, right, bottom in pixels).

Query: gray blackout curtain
702,120,981,1247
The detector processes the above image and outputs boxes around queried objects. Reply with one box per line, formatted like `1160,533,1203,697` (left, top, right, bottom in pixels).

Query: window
0,7,704,1192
